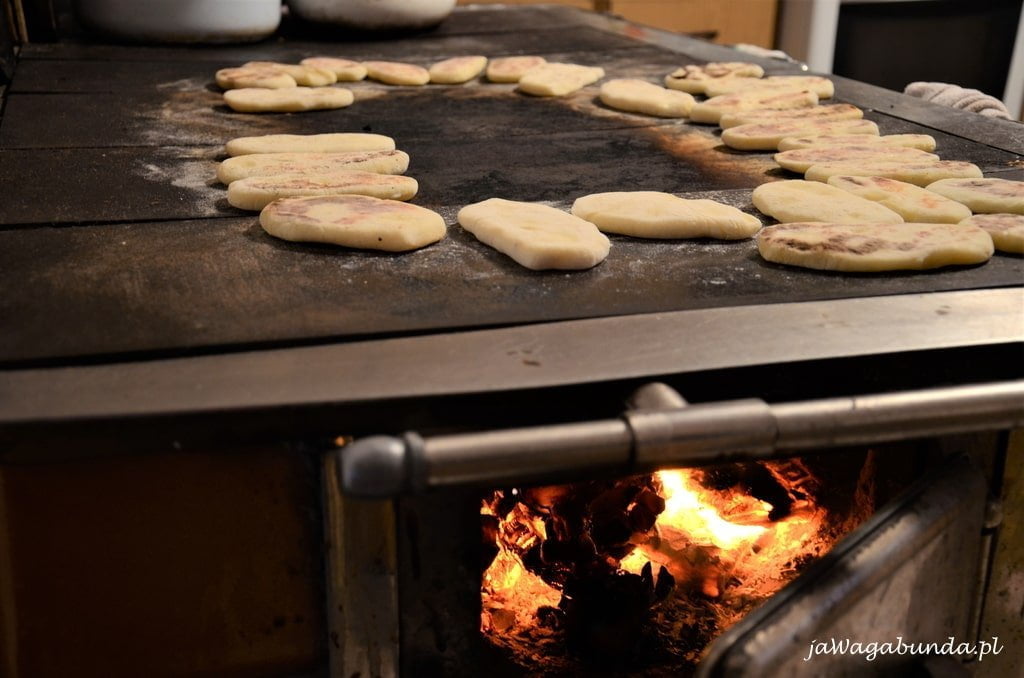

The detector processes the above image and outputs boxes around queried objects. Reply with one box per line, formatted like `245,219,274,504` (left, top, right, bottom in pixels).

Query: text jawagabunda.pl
803,636,1004,663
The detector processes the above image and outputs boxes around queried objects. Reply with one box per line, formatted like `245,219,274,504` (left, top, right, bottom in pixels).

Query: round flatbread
827,175,972,224
805,160,983,186
216,66,296,90
571,191,761,239
663,62,765,94
363,61,430,86
689,89,819,124
702,75,834,99
300,57,368,82
722,119,880,152
225,133,396,156
774,146,938,174
925,178,1024,214
517,63,605,97
959,213,1024,253
223,87,354,113
429,56,488,84
486,56,547,83
228,171,419,210
757,222,994,272
260,195,445,252
217,150,409,184
777,133,937,152
720,103,863,129
244,61,337,86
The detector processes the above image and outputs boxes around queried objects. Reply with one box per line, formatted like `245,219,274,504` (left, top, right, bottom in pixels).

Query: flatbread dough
363,61,431,86
719,103,863,129
752,180,903,224
598,79,695,117
721,119,880,151
689,89,819,124
959,213,1024,253
777,133,937,152
261,195,445,252
216,66,296,90
228,171,419,210
571,191,761,239
774,145,938,174
300,57,368,81
225,133,396,156
925,178,1024,214
757,221,994,272
429,56,488,84
663,62,765,94
244,61,337,86
702,75,835,99
458,198,610,270
486,56,547,83
805,160,983,186
223,87,354,113
517,63,605,97
217,150,410,184
828,175,973,223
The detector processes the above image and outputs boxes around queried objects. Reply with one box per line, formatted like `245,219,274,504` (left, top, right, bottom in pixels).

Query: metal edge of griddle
570,8,1024,155
0,288,1020,425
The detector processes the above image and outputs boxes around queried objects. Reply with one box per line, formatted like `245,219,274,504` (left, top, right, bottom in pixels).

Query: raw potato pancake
757,222,994,272
722,119,879,151
663,62,764,94
777,133,937,152
430,56,488,84
960,213,1024,253
805,160,983,186
486,56,547,83
689,89,819,124
244,61,337,86
517,63,605,97
217,150,409,184
261,195,445,251
925,178,1024,214
752,180,903,224
774,146,938,174
458,198,610,270
827,176,972,223
572,191,761,239
363,61,430,85
216,66,296,90
702,75,835,99
300,57,367,81
225,133,396,156
719,103,863,129
223,87,353,113
599,79,695,117
228,171,419,210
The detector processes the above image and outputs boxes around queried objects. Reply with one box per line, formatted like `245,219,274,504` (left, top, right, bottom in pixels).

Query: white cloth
904,81,1012,120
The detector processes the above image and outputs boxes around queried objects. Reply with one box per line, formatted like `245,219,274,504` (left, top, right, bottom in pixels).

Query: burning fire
481,461,841,666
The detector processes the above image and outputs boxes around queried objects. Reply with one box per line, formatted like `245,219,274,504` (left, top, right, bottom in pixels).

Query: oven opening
479,454,879,675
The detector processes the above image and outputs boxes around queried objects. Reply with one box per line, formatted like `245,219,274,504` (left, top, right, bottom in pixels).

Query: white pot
288,0,456,30
75,0,282,43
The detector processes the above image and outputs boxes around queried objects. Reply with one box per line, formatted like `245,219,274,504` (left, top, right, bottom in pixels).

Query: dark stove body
1,5,1023,678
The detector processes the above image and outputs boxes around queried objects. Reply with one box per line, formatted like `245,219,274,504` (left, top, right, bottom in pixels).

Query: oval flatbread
300,57,368,81
805,160,983,186
223,87,354,113
517,63,605,97
260,195,445,252
721,119,880,151
689,89,819,124
599,79,695,118
571,191,761,239
925,178,1024,214
486,56,547,83
757,222,994,272
720,103,863,129
458,198,610,270
774,146,938,174
752,180,903,224
228,171,419,210
244,61,337,86
216,66,296,90
217,150,410,184
430,56,488,84
663,62,765,94
777,133,937,152
225,133,396,156
959,213,1024,253
702,75,834,99
363,61,430,86
827,175,972,224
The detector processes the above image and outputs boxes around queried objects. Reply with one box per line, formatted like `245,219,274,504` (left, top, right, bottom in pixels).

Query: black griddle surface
1,7,1022,366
